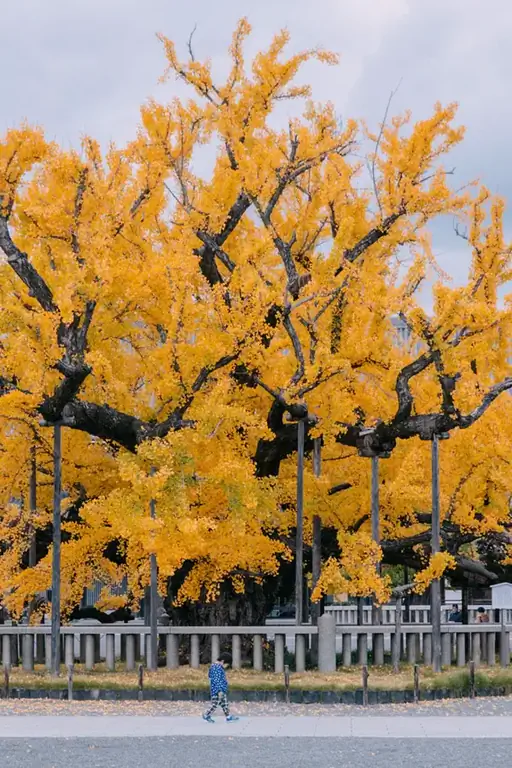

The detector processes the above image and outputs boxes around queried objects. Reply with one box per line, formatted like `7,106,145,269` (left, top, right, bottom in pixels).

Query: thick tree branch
0,213,57,312
335,210,404,276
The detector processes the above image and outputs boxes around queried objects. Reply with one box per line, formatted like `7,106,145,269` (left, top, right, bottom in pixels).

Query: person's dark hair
477,606,486,613
218,652,232,665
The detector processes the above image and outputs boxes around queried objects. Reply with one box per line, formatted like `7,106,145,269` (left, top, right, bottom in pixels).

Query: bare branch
370,79,402,218
187,24,198,61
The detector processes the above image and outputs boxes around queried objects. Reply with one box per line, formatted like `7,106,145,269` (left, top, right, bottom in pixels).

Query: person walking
203,652,239,723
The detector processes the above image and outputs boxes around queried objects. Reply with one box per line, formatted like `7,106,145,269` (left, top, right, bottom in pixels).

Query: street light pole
371,454,381,625
51,424,62,676
295,418,305,626
149,496,158,671
311,438,322,624
431,433,442,673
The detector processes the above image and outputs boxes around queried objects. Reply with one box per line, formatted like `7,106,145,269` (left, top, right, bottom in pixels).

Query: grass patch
5,664,512,694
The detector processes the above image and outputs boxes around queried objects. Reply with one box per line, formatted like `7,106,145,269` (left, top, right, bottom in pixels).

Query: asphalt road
3,737,512,768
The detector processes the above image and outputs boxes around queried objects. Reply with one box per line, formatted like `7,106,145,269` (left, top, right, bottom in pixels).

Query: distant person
449,604,462,623
203,652,239,723
476,606,490,623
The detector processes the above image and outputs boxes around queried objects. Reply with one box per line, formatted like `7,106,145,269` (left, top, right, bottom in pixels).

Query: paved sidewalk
0,714,511,738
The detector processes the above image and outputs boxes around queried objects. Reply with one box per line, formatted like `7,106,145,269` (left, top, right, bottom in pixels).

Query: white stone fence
324,604,512,625
0,616,511,674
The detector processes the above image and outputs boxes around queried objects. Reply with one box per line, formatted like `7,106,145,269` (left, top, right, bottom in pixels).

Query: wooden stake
284,664,290,704
362,665,369,706
138,663,144,702
67,664,74,701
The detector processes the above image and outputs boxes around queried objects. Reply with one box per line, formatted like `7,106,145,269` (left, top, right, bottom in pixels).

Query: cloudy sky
3,0,512,292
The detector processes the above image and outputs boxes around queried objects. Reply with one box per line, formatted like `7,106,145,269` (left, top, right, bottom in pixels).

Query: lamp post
295,418,305,625
149,485,158,671
51,424,62,676
424,430,449,672
358,428,390,626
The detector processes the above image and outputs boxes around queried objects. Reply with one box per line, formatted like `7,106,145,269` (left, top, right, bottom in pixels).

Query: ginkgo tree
1,19,511,620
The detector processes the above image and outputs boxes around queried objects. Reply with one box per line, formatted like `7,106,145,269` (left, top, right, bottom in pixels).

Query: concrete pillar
85,634,95,671
318,614,336,673
295,634,306,673
232,635,242,670
211,634,220,664
487,632,496,667
274,634,285,674
35,635,45,664
166,634,179,669
342,633,352,667
190,634,200,669
106,634,115,671
472,633,481,666
373,633,384,666
2,635,11,668
253,634,263,672
500,630,510,668
357,633,368,666
44,633,51,670
126,635,136,671
22,634,34,672
65,634,74,667
456,632,466,667
423,633,432,666
406,633,418,665
441,633,452,667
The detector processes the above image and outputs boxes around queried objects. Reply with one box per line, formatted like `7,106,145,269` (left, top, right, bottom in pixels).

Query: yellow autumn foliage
0,20,511,617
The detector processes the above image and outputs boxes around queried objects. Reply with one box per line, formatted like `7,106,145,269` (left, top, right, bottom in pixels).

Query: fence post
457,633,466,667
274,634,285,674
2,636,11,670
295,634,306,673
126,635,136,671
318,614,336,673
106,634,115,672
211,634,220,664
392,596,402,673
65,634,74,668
190,635,200,669
85,634,95,671
232,635,242,670
373,633,384,666
166,634,179,669
253,634,263,672
487,632,496,667
342,633,352,668
22,634,34,672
